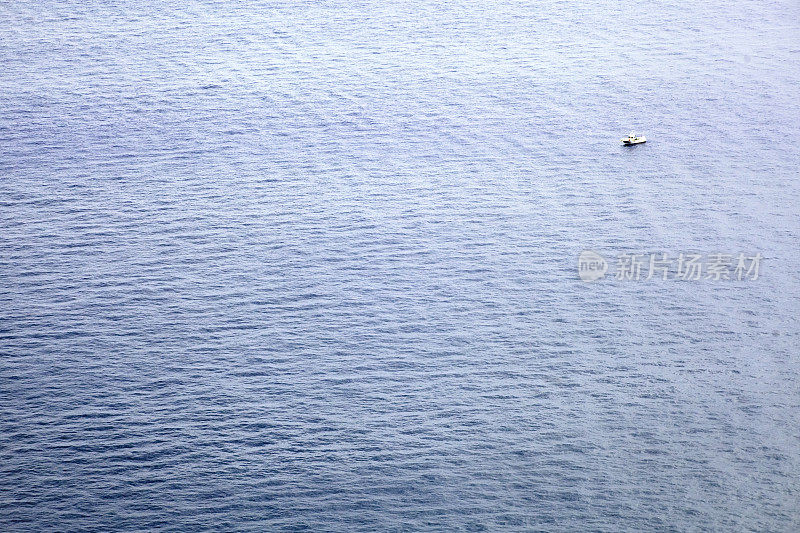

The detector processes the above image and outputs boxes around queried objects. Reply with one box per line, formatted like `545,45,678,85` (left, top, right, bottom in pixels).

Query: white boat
621,133,646,145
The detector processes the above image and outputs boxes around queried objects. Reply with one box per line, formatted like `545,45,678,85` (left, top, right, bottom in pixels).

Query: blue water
2,0,800,530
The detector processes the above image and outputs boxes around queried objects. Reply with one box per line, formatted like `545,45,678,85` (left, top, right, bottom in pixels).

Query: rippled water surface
2,0,800,530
